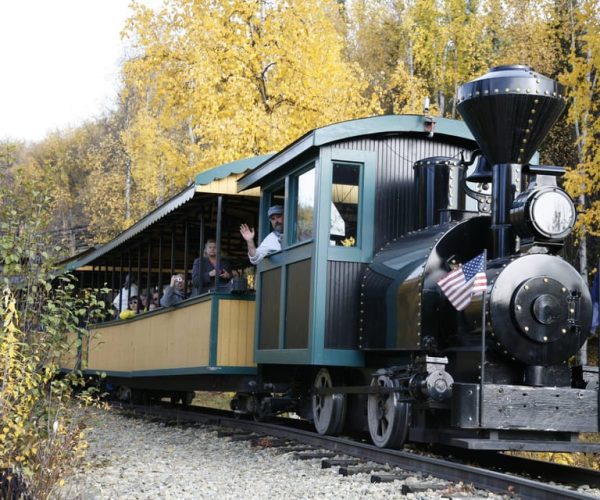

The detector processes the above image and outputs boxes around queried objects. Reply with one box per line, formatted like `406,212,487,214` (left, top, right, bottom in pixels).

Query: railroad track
116,403,599,499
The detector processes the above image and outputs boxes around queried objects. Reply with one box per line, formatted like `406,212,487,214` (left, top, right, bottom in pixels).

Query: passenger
149,288,160,311
128,295,140,313
192,239,232,294
240,205,284,265
139,290,151,312
119,295,139,320
112,274,138,317
138,289,148,313
160,274,188,307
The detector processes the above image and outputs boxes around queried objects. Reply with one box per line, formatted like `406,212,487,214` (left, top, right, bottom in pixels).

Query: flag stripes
437,252,487,311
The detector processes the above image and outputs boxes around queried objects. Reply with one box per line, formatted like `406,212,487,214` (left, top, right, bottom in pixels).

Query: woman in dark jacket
192,239,232,294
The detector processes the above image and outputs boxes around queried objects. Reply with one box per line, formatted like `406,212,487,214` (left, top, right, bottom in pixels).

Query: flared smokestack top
457,65,566,165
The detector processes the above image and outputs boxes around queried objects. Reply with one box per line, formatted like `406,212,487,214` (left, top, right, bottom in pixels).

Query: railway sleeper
339,465,391,476
370,472,414,483
321,459,361,469
293,451,338,460
250,437,293,447
401,479,449,494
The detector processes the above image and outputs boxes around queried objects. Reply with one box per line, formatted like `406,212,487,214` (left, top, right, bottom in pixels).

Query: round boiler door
512,277,569,343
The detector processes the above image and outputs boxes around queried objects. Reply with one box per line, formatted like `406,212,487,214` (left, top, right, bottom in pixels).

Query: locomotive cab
237,115,479,423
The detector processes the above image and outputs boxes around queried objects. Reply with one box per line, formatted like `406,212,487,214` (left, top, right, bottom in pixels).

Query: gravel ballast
55,407,581,499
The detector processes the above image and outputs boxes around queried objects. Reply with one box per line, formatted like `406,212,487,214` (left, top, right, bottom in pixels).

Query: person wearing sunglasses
112,274,138,318
160,274,188,307
118,295,140,320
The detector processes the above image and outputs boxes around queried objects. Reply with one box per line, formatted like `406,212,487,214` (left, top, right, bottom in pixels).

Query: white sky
0,0,161,143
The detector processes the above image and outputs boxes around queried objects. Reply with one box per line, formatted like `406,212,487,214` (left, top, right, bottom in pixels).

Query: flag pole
479,249,487,428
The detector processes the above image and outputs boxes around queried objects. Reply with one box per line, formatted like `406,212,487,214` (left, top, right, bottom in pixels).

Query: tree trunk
125,158,131,222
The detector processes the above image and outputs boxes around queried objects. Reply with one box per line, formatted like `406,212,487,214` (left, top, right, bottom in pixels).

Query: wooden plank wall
217,299,256,366
87,301,212,372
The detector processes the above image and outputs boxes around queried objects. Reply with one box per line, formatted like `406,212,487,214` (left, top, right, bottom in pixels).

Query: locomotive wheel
312,368,346,436
367,373,409,449
253,396,271,422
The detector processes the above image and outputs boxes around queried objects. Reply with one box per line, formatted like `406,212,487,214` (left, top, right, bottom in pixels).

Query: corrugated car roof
65,154,273,271
237,114,474,191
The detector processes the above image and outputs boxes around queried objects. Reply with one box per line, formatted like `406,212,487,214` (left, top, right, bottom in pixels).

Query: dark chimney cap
457,65,566,165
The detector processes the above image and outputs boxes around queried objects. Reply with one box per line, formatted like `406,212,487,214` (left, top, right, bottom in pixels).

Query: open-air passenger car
63,155,273,402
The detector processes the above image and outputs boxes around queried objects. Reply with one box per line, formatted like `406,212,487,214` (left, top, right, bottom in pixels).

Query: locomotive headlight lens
531,189,576,237
511,187,576,241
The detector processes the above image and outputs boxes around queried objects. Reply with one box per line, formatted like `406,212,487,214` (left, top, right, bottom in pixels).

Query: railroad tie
274,446,315,454
401,480,448,494
229,433,261,442
321,459,361,469
339,465,389,476
216,429,238,438
217,430,258,439
293,451,338,460
370,471,413,483
250,437,293,448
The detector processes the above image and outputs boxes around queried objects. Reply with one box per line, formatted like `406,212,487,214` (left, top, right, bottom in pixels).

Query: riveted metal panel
332,136,473,250
325,261,365,349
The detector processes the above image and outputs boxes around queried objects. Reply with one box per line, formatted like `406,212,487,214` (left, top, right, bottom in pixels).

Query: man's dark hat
268,205,284,217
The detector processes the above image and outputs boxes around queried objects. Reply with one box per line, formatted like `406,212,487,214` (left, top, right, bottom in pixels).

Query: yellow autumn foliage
120,0,375,221
561,0,600,239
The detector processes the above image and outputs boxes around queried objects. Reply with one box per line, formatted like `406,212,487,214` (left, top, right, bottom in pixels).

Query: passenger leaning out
240,205,284,265
160,274,188,307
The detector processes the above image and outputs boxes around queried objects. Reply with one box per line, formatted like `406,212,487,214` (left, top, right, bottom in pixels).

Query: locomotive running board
410,429,600,452
445,438,600,452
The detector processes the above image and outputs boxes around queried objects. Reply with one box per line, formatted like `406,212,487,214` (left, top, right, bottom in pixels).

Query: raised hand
240,224,255,242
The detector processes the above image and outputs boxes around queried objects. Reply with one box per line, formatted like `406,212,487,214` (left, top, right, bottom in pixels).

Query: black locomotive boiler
354,65,597,450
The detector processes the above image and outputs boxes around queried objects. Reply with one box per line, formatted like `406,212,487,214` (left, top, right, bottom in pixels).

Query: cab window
330,163,361,247
292,166,315,243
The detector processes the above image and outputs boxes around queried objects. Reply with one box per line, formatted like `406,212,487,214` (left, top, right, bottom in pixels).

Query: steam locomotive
68,65,598,452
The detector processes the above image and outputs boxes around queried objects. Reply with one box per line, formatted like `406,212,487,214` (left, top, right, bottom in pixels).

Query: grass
191,391,233,410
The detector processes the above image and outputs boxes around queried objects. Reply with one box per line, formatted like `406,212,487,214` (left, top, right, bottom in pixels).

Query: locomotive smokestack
456,65,566,257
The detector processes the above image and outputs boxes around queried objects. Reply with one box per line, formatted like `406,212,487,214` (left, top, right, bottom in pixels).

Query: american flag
437,252,487,311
